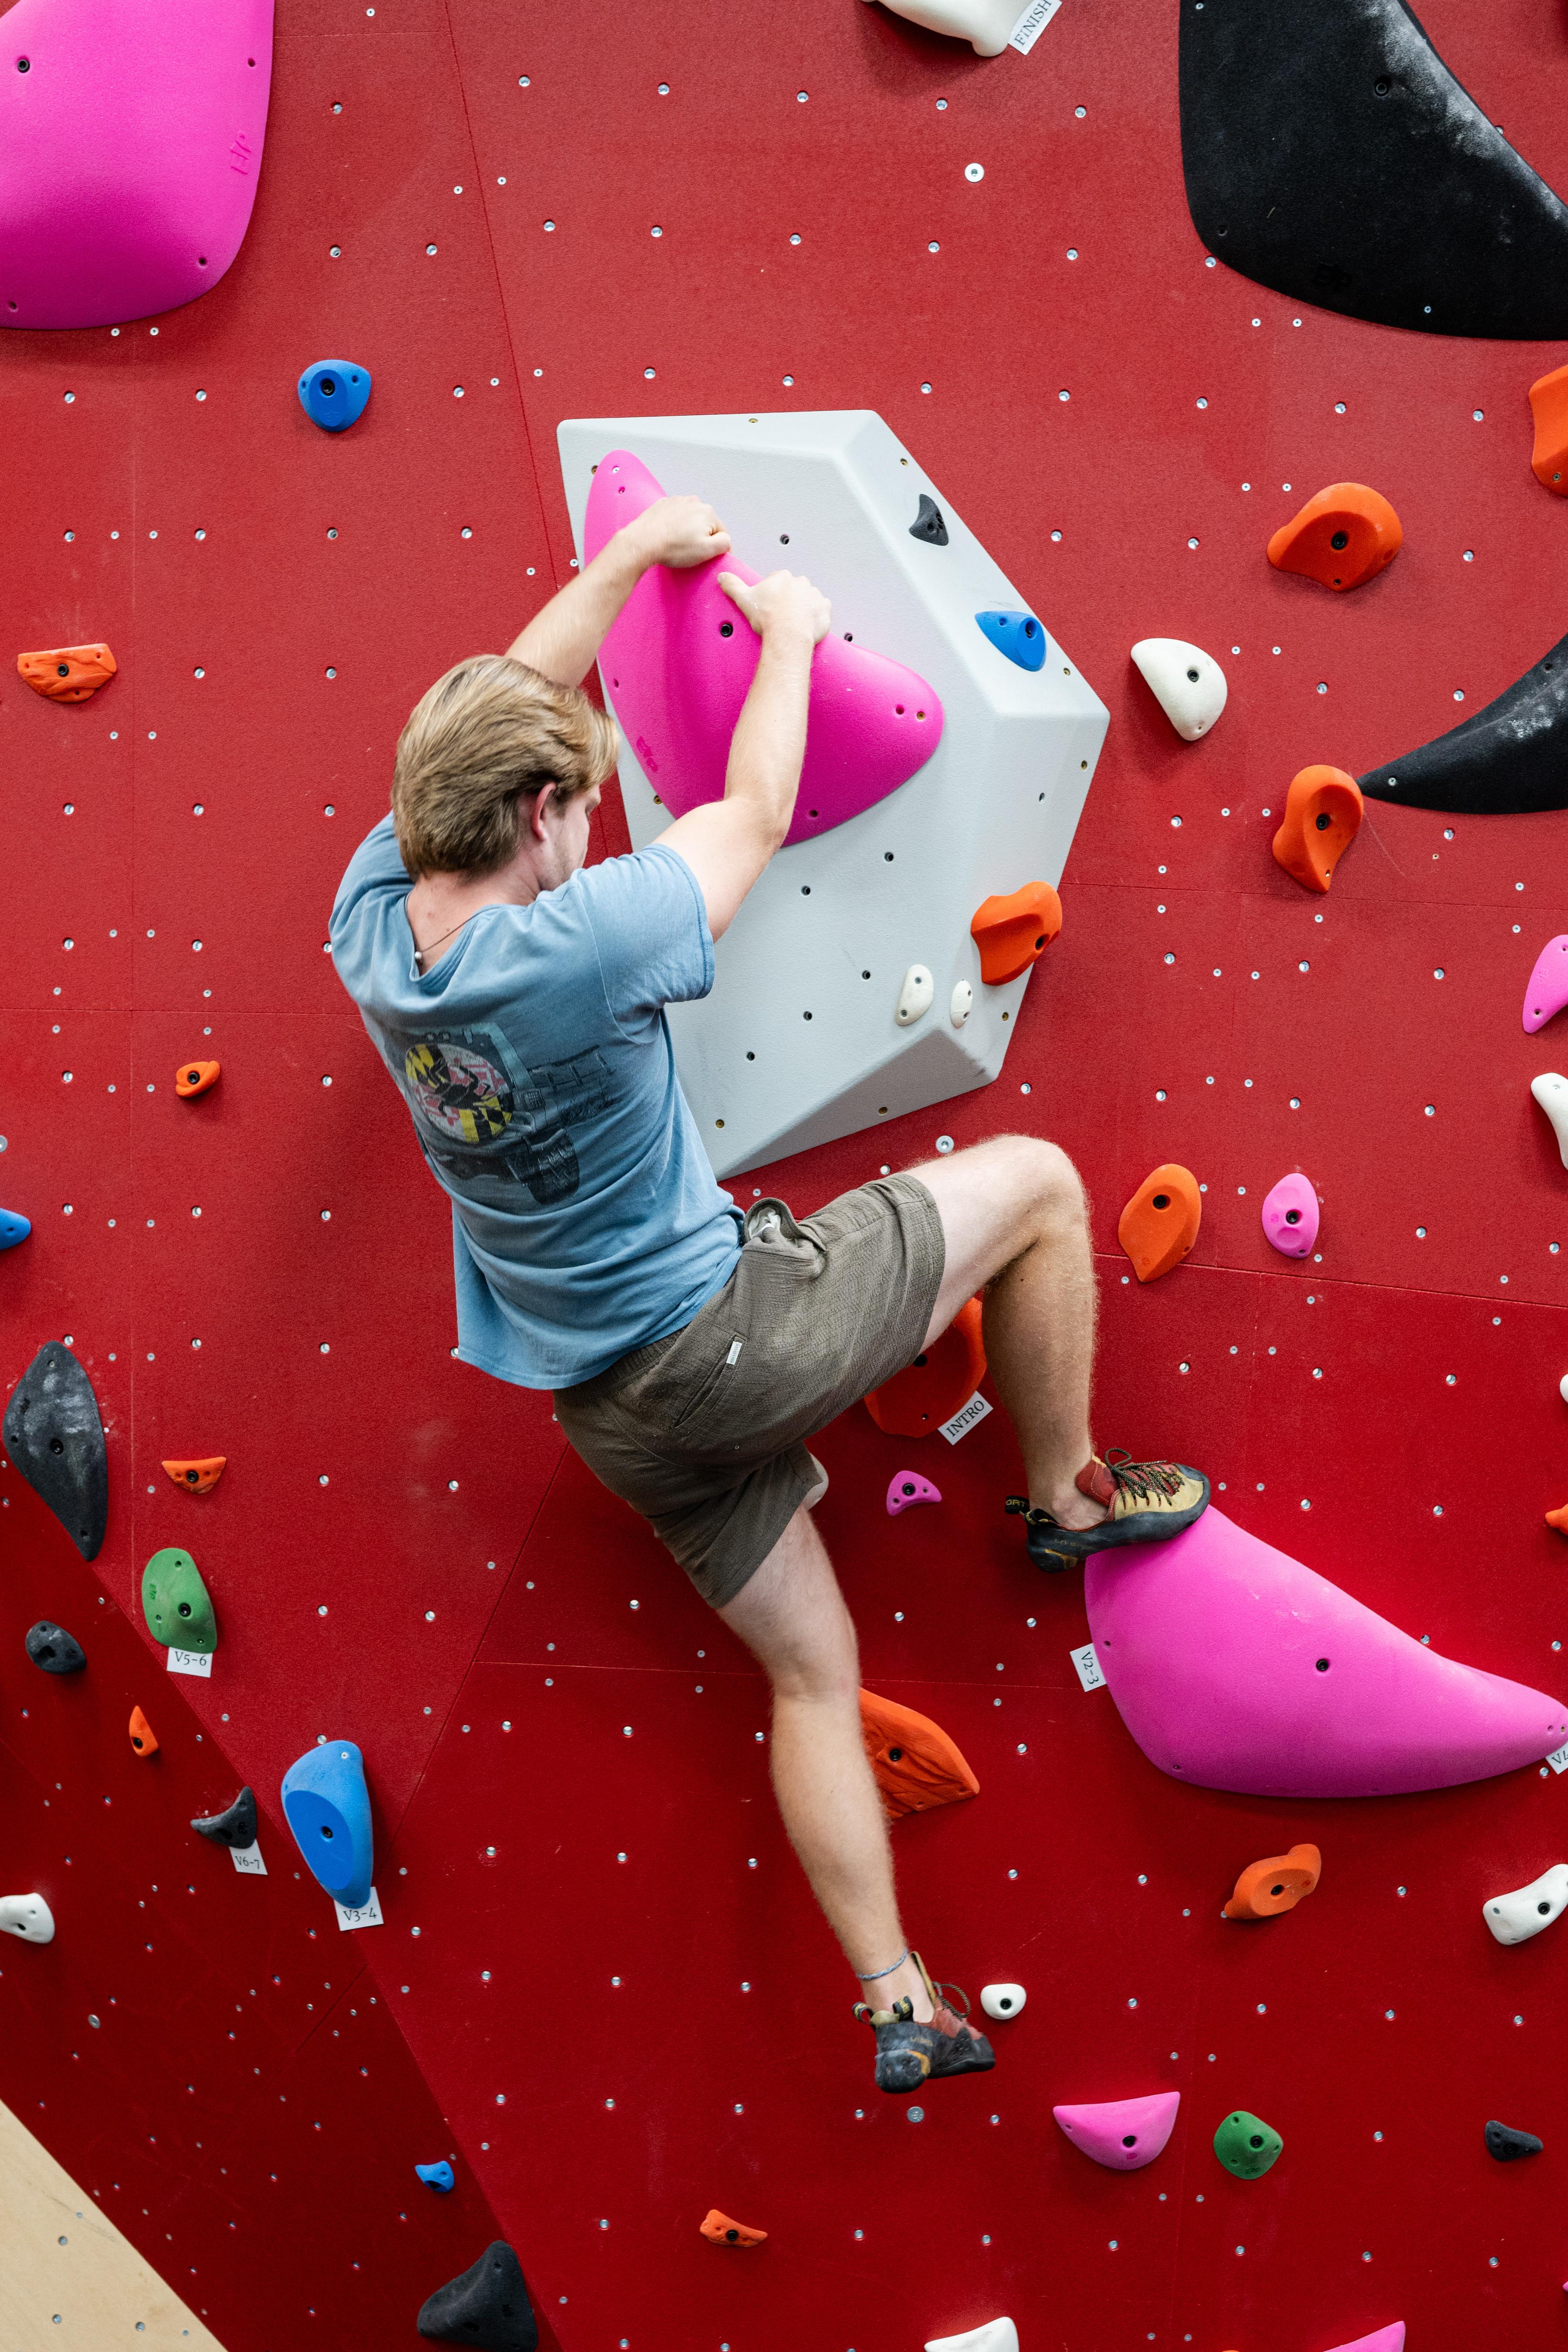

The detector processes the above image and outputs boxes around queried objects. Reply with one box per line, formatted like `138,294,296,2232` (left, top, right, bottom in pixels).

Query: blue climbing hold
297,359,372,434
416,2161,456,2192
280,1739,373,1908
976,610,1047,672
0,1211,30,1250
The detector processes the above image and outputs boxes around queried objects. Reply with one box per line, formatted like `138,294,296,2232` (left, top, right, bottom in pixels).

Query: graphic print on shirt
393,1024,614,1209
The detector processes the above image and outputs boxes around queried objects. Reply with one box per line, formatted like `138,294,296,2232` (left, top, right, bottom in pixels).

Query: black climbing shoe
855,1953,994,2096
1006,1449,1209,1573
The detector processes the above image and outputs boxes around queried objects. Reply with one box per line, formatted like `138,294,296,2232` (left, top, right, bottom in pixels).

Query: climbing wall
5,1,1568,2347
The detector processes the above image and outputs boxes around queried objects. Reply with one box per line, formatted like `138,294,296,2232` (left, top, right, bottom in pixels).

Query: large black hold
24,1620,86,1674
1359,632,1568,815
3,1342,108,1560
417,2241,538,2352
1180,0,1568,338
191,1788,258,1850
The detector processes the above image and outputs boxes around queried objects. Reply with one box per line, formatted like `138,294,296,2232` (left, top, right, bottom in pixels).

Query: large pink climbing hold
1084,1508,1567,1799
0,0,274,330
583,451,944,848
886,1471,942,1516
1523,935,1568,1033
1321,2330,1404,2352
1261,1172,1319,1258
1053,2091,1179,2172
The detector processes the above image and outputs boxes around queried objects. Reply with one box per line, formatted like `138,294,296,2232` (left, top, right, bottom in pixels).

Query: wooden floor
0,2099,225,2349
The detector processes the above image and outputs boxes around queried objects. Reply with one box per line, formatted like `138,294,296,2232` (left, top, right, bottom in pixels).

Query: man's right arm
652,570,831,941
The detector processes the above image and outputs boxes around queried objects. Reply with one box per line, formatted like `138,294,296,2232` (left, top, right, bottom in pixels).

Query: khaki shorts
554,1174,945,1610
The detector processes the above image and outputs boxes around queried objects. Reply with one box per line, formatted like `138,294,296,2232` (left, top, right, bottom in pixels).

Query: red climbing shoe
1005,1450,1209,1573
855,1954,995,2096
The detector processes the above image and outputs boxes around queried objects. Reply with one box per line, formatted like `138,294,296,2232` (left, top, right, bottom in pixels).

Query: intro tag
940,1391,993,1445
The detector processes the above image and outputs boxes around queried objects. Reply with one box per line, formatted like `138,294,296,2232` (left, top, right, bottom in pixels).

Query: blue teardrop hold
298,360,372,433
280,1739,373,1908
976,609,1047,671
416,2160,456,2192
0,1210,30,1250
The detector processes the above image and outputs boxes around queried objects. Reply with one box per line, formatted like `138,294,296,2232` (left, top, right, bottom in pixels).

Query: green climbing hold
141,1547,217,1654
1212,2109,1283,2179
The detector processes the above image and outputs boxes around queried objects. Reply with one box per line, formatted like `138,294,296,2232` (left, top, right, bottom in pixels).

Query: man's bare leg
718,1502,938,2023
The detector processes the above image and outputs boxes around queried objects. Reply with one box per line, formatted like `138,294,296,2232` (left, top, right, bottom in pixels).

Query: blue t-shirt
329,816,742,1389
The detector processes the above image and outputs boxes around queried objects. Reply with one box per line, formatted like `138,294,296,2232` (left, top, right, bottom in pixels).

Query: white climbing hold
1532,1073,1568,1169
872,0,1027,57
0,1893,55,1943
925,2322,1019,2352
1130,637,1229,741
980,1981,1026,2020
1560,1372,1568,1407
896,964,935,1027
950,980,974,1028
1484,1862,1568,1945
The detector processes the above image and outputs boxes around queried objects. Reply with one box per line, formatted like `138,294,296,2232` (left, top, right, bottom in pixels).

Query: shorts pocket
666,1330,746,1438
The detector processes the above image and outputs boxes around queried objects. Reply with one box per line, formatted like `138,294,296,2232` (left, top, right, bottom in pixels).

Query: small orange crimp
17,643,118,702
859,1688,980,1821
1271,765,1364,894
1266,483,1402,592
970,881,1063,985
175,1061,220,1099
1117,1164,1201,1283
129,1705,160,1759
162,1457,226,1495
1223,1842,1322,1920
1546,1505,1568,1535
1529,362,1568,494
864,1295,985,1436
700,2210,767,2247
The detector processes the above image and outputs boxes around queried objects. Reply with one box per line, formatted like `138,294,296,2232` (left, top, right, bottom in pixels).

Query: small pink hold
1321,2329,1404,2352
1523,935,1568,1033
1261,1172,1320,1258
887,1471,942,1517
1052,2091,1180,2172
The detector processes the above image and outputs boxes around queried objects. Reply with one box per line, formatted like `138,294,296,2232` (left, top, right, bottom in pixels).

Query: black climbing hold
191,1786,258,1850
1359,630,1568,814
909,493,948,547
3,1342,108,1560
417,2240,538,2352
1180,0,1568,337
24,1620,86,1674
1485,2119,1543,2162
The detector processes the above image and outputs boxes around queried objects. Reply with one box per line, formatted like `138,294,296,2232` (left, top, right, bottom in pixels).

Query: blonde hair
390,654,620,878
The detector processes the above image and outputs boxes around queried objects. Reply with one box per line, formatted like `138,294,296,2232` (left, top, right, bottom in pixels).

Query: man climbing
330,491,1209,2095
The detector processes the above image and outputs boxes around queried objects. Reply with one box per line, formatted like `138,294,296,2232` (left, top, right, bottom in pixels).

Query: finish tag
1009,0,1061,54
1071,1640,1106,1693
940,1391,993,1444
167,1646,212,1678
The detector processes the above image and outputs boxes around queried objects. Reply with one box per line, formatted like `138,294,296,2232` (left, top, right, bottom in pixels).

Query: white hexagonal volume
558,410,1107,1178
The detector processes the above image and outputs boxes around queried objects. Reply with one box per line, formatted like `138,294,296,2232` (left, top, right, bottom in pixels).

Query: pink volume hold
0,0,274,329
583,451,944,848
1524,935,1568,1033
886,1471,942,1516
1261,1172,1319,1258
1321,2330,1405,2352
1053,2091,1180,2172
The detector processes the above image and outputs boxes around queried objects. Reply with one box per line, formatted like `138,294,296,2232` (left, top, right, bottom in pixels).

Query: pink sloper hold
1261,1171,1319,1258
0,0,274,330
584,451,944,847
1053,2091,1179,2172
1523,934,1568,1033
1322,2330,1404,2352
887,1471,942,1516
1084,1508,1566,1800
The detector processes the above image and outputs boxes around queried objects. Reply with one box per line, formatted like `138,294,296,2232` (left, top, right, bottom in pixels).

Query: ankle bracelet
853,1947,909,1980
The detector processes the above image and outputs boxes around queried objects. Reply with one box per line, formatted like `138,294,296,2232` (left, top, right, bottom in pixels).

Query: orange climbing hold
1546,1505,1568,1535
1223,1842,1322,1920
1529,363,1568,494
1117,1165,1201,1283
162,1457,226,1495
969,881,1062,985
1266,483,1402,592
17,643,118,702
129,1705,159,1759
859,1688,980,1820
175,1061,220,1099
864,1295,985,1436
1271,765,1364,894
700,2210,768,2248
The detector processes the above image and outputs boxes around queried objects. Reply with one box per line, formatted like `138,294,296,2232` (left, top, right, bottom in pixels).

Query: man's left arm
507,497,732,686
